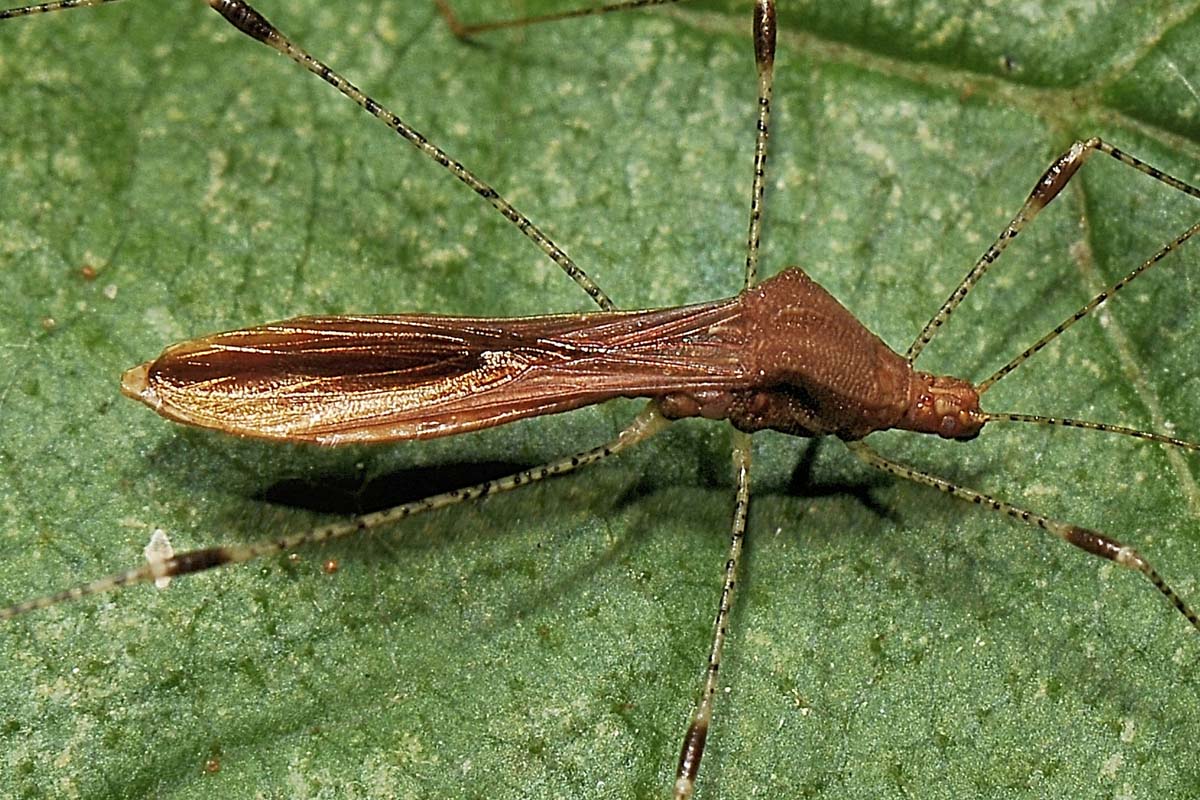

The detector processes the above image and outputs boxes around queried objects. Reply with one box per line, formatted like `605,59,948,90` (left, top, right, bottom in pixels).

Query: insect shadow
259,459,535,514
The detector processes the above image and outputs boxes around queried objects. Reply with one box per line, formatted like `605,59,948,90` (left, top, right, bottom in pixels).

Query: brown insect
3,1,1200,797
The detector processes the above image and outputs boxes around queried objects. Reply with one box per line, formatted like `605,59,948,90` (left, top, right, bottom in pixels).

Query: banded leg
673,5,774,796
845,440,1200,633
674,430,753,800
0,0,124,19
435,0,779,294
0,406,671,620
0,0,616,309
741,0,775,289
435,0,685,39
907,138,1200,363
978,216,1200,392
208,0,618,309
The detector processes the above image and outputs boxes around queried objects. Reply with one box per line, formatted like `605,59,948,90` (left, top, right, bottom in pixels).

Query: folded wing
122,298,749,444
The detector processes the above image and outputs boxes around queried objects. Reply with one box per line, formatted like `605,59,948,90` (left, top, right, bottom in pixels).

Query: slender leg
907,138,1200,363
435,0,779,295
845,440,1200,633
978,217,1200,392
674,430,752,800
204,0,617,309
673,4,776,795
0,0,125,19
0,0,617,308
435,0,686,39
0,406,671,620
742,0,776,289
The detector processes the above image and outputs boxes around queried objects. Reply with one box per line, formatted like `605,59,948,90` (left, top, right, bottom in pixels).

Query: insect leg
978,216,1200,392
0,405,672,620
845,440,1200,633
742,0,775,289
0,0,623,308
432,0,780,293
434,0,686,40
0,0,125,20
674,4,774,794
200,0,616,308
907,138,1200,362
674,429,752,800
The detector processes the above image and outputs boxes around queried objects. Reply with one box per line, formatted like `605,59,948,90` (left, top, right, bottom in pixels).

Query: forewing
122,299,748,444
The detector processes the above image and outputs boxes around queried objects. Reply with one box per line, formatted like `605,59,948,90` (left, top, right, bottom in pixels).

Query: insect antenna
982,414,1200,452
903,135,1200,451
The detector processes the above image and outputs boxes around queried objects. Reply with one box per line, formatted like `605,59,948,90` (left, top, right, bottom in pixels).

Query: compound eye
939,412,983,441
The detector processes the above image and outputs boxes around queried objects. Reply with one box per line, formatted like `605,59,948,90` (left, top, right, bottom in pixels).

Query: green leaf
2,1,1199,798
